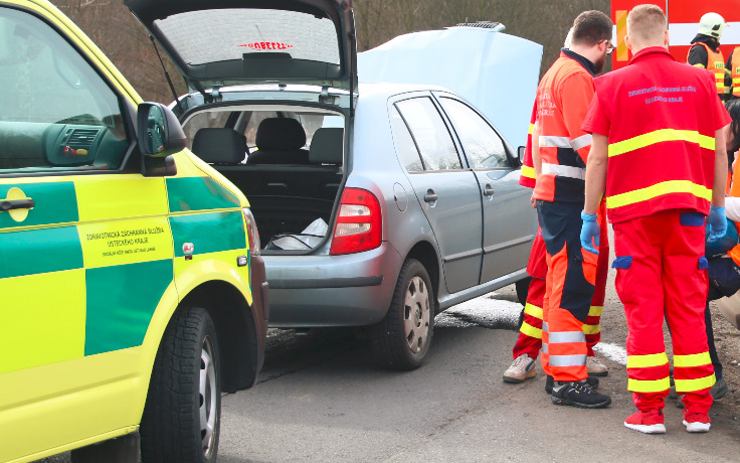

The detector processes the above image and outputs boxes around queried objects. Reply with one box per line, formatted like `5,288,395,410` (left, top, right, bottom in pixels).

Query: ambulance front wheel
140,307,222,463
371,258,435,371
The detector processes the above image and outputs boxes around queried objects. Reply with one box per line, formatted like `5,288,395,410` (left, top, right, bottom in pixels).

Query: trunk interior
182,105,345,253
217,164,343,251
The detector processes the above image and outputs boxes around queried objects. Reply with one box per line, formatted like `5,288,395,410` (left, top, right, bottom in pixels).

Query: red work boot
682,412,711,433
623,410,666,434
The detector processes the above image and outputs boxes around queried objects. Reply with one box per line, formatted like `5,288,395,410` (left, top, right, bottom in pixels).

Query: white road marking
435,293,522,329
435,293,631,367
594,342,628,366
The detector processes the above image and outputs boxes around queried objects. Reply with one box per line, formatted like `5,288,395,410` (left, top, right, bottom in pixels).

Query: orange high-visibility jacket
532,50,595,203
730,47,740,98
688,42,727,96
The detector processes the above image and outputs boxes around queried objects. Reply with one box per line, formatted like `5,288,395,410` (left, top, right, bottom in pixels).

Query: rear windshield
155,9,340,66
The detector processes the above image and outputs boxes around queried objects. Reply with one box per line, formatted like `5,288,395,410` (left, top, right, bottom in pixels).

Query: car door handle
0,198,34,211
483,184,495,197
423,190,438,203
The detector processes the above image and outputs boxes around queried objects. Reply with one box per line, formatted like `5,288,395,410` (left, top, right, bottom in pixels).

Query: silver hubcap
200,336,217,458
403,276,430,353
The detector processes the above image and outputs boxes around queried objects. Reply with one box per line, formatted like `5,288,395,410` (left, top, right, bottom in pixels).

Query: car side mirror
514,146,525,167
137,102,185,176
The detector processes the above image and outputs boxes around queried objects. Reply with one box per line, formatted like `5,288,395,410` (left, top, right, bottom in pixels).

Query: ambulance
0,1,268,462
612,0,740,68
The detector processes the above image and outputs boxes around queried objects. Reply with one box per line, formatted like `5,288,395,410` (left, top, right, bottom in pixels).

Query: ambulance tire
371,258,435,371
140,307,221,463
515,277,530,307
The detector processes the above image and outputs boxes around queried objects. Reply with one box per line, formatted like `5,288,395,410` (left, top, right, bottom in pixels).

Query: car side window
0,8,129,173
389,106,424,172
439,97,508,169
395,97,461,171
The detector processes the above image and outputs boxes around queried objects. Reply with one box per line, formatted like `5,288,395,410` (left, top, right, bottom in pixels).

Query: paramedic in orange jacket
530,10,613,408
581,5,730,434
504,101,610,384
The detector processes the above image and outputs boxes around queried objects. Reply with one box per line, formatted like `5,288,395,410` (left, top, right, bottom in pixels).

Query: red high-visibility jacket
583,47,730,224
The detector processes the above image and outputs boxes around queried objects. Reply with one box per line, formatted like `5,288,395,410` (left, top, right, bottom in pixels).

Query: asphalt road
39,286,740,463
214,287,739,463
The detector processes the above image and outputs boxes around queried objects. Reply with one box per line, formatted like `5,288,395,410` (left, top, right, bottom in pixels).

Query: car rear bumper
265,243,402,327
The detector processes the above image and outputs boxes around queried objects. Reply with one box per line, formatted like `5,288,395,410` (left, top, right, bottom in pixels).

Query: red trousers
513,204,609,372
614,210,715,415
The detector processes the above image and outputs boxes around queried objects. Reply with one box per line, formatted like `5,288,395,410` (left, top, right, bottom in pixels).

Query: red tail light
330,188,382,255
243,208,261,256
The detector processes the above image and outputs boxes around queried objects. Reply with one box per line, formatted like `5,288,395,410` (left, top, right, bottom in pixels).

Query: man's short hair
627,4,667,43
571,10,613,46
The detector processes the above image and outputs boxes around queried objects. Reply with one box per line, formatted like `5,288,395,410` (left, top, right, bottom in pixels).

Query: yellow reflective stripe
608,129,715,158
692,63,706,68
582,324,600,335
715,73,725,78
606,180,712,209
733,78,740,84
628,377,670,393
521,165,536,180
523,302,543,320
674,352,711,368
588,305,604,317
675,374,716,393
528,123,535,135
519,321,543,339
627,352,669,369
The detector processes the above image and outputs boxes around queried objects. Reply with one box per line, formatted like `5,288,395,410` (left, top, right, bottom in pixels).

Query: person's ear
625,34,633,52
663,29,669,48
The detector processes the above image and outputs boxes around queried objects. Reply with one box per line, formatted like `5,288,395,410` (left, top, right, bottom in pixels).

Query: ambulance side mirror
137,102,183,176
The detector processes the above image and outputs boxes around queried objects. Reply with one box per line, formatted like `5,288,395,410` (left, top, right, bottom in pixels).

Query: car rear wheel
371,258,434,370
140,307,221,463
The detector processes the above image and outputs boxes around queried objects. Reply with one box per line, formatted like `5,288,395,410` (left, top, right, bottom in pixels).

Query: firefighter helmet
699,12,726,40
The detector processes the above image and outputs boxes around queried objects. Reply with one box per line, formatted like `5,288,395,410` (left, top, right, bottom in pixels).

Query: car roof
358,82,450,99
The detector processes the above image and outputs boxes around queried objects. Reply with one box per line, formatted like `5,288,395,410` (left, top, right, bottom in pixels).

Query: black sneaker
551,380,612,408
545,375,599,394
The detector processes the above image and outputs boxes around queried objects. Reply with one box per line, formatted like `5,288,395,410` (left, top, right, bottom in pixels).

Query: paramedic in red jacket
581,4,730,434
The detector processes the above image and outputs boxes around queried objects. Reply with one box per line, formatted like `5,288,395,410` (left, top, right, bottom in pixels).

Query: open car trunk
126,0,356,253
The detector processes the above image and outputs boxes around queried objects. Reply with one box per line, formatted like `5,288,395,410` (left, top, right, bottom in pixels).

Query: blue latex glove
580,211,600,254
708,206,727,241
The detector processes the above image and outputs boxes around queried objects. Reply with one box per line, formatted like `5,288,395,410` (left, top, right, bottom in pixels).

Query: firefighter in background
530,10,614,409
582,4,730,434
687,12,730,99
503,28,610,385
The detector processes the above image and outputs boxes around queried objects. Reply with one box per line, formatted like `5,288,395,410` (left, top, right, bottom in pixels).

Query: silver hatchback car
128,0,537,369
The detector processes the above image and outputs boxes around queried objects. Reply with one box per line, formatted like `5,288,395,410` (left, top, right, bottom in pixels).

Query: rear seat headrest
309,128,344,164
256,118,306,150
192,128,246,164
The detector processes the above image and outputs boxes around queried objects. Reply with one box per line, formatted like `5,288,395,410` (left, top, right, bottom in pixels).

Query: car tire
371,258,435,371
140,307,221,463
515,277,531,307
